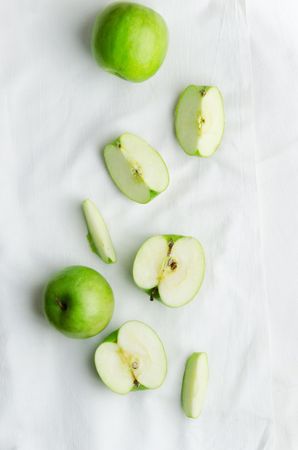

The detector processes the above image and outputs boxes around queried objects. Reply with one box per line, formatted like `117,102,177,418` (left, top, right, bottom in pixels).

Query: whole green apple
91,2,168,82
43,266,114,338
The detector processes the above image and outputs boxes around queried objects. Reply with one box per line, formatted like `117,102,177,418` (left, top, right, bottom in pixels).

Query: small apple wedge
94,320,167,394
175,85,224,157
133,235,205,307
181,352,209,419
82,199,117,264
103,133,169,204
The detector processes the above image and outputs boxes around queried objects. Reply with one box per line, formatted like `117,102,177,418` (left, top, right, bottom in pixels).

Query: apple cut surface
181,352,209,418
132,236,168,289
94,321,167,394
104,133,169,204
133,235,205,307
82,199,116,264
118,321,167,389
175,85,224,157
94,342,135,394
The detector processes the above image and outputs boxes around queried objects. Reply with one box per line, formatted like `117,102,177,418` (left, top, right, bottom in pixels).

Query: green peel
82,199,117,264
181,352,209,418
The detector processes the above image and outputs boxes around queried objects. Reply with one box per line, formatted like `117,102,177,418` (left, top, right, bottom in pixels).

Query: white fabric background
1,0,296,449
248,1,298,448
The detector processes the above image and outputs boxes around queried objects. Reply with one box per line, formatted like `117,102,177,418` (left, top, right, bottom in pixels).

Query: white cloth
248,1,298,449
0,1,274,449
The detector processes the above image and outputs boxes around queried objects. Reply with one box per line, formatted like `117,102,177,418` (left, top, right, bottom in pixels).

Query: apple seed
131,166,142,178
131,361,139,370
168,258,178,271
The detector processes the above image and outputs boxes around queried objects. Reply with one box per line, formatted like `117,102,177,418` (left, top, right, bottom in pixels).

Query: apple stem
56,298,68,311
167,239,174,256
150,287,158,301
134,379,140,388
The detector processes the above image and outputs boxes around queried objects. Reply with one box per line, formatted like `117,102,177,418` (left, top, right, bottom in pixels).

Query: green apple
175,85,224,157
181,352,209,418
133,235,205,307
104,133,169,204
82,199,117,264
94,320,167,394
44,266,114,338
91,2,168,82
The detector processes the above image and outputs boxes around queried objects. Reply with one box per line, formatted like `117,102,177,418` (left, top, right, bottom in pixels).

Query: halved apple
133,235,205,307
94,320,167,394
103,133,169,204
181,352,209,418
82,199,117,264
175,85,224,157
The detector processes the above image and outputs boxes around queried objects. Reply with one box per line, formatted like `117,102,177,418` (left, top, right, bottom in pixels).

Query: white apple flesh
181,352,209,418
104,133,169,204
133,235,205,307
94,321,167,394
82,199,117,264
175,85,224,157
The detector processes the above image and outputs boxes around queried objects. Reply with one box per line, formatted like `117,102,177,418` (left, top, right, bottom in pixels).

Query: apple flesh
82,199,117,264
91,2,168,82
175,85,224,157
94,320,167,394
44,266,114,338
133,235,205,307
104,133,169,204
181,352,209,418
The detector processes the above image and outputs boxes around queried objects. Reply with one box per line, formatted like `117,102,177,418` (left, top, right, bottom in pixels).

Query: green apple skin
181,352,209,418
44,266,114,339
91,2,168,82
99,327,148,391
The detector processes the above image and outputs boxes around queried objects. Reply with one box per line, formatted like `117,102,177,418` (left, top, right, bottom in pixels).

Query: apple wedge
175,85,224,157
94,320,167,394
82,199,117,264
133,235,205,307
103,133,169,204
181,352,209,418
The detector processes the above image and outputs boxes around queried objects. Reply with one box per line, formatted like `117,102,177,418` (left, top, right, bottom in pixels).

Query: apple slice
175,85,224,157
181,352,209,419
82,199,117,264
94,320,167,394
133,235,205,307
103,133,169,204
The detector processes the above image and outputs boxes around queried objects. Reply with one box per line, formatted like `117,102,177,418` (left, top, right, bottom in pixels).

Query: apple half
82,199,117,264
103,133,169,204
181,352,209,418
94,320,167,394
175,85,224,157
133,235,205,307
